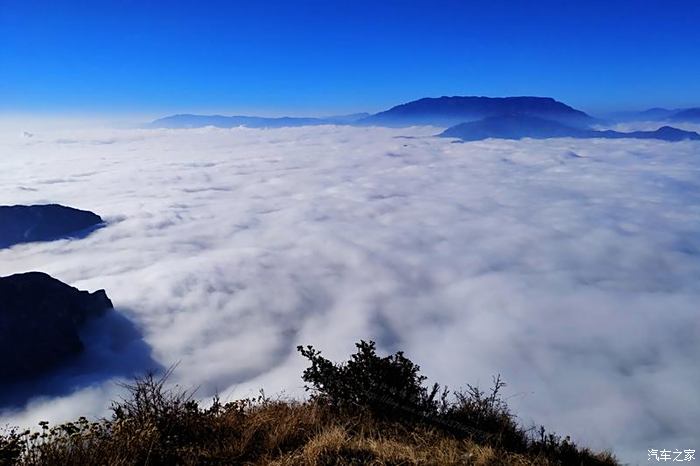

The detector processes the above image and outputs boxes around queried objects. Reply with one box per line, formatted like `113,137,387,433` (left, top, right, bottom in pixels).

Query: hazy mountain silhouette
362,96,596,128
609,107,700,123
150,113,370,129
609,108,677,121
323,112,371,123
0,204,103,248
440,114,700,142
611,126,700,141
150,97,598,129
151,98,699,130
150,114,325,128
668,108,700,122
639,108,677,119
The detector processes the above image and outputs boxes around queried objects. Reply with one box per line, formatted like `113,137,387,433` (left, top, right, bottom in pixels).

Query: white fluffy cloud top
0,124,698,463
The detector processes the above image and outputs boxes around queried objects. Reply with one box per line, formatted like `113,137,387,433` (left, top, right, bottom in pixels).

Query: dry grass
1,397,617,466
0,341,619,465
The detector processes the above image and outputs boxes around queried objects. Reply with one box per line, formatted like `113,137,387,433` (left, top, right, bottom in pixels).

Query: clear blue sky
1,0,699,117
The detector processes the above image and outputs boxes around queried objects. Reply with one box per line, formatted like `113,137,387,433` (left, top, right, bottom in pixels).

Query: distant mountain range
149,96,700,141
150,96,596,129
440,114,700,142
150,113,370,129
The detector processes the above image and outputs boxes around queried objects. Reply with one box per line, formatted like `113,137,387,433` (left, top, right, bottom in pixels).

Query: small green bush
298,340,446,419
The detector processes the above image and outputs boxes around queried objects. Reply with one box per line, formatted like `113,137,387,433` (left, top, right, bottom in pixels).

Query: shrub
298,340,446,420
441,375,528,450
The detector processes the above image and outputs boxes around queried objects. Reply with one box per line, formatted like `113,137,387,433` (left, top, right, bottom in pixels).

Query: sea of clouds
0,123,698,463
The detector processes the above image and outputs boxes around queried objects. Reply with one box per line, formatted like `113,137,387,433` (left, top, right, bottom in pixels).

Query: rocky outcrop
0,272,113,381
0,204,103,248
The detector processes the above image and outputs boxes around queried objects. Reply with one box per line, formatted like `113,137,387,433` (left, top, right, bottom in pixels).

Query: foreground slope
0,341,617,466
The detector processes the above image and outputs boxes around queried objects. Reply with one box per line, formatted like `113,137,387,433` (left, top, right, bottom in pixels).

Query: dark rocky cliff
0,272,114,381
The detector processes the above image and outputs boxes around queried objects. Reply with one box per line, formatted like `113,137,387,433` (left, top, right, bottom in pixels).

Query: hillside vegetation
0,341,618,465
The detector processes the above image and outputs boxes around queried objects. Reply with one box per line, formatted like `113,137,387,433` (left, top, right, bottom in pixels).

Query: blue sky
1,0,699,117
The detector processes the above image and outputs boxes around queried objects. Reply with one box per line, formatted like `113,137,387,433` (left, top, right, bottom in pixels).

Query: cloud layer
1,124,698,463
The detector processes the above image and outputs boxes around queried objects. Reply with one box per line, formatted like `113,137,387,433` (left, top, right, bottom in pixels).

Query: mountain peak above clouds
360,96,597,128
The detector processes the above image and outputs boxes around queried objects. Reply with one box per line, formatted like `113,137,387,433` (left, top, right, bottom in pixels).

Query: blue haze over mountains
150,96,700,142
439,115,700,142
151,113,370,129
611,107,700,122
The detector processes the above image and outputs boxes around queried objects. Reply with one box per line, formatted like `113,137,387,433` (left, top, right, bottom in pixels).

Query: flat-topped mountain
0,272,114,382
440,114,700,141
362,96,596,128
0,204,103,248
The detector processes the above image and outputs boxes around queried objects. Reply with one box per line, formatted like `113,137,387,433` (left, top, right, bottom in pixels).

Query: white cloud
0,124,698,463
